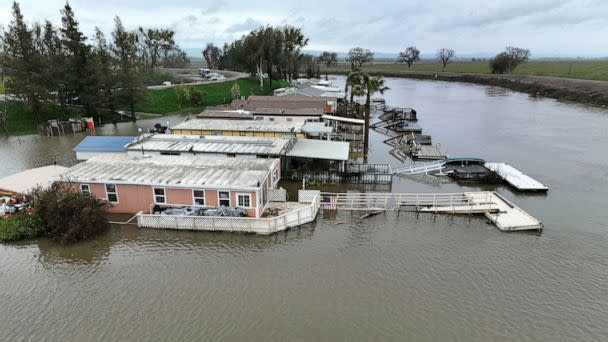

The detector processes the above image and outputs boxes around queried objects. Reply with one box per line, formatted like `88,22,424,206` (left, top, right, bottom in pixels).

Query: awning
286,139,350,161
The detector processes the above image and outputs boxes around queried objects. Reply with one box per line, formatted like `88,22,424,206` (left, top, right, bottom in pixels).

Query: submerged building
53,154,281,217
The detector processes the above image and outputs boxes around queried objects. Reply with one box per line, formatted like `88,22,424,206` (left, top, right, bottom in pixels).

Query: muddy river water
1,76,607,341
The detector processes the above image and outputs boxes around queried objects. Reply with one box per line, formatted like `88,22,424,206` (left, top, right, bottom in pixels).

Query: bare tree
397,46,420,68
437,48,455,71
505,46,530,65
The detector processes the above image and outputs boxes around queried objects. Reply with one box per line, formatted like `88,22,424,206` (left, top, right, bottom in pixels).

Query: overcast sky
2,0,608,58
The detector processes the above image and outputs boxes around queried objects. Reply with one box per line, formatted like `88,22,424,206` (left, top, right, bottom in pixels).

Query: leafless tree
437,48,455,71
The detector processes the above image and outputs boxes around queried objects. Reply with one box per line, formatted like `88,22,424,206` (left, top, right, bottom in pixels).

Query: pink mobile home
53,154,281,217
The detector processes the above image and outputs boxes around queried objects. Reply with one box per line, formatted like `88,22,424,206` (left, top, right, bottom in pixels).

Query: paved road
146,70,249,90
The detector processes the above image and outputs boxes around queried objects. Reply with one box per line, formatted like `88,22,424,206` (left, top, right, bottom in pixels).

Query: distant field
136,77,288,114
330,60,608,81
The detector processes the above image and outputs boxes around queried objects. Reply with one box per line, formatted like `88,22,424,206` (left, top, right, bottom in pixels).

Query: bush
27,184,110,244
0,213,44,242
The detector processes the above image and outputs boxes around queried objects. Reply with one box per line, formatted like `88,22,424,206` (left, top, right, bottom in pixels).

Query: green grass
135,77,289,114
0,213,44,243
0,101,87,134
363,60,608,81
0,82,5,94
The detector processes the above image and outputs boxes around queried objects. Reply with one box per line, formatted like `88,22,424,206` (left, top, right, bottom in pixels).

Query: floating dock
411,143,448,160
321,191,543,232
485,163,548,192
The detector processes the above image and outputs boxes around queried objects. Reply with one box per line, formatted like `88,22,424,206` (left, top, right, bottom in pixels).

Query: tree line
203,26,341,87
0,1,188,124
394,45,530,73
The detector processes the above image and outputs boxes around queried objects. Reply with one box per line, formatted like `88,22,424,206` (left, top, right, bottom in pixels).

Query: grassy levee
362,59,608,81
325,59,608,106
135,77,288,114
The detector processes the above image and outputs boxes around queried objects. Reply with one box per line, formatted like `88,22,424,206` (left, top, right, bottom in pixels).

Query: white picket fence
137,193,321,235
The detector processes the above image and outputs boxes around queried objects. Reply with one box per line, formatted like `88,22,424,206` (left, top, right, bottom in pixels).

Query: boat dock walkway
485,163,548,191
321,191,543,231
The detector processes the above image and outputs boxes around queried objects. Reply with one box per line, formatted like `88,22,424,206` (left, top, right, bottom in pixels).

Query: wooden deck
320,191,543,232
412,145,448,159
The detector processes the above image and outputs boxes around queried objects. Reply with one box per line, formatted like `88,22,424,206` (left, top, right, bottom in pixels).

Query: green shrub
0,213,44,242
27,184,110,244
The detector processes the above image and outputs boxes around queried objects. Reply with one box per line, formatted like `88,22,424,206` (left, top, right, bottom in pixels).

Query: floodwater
1,76,608,341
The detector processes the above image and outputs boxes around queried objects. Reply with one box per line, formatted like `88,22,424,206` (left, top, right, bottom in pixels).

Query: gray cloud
225,18,264,34
3,0,608,57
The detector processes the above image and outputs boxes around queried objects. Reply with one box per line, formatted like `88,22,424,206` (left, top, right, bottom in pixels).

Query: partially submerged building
231,95,337,114
125,134,294,158
73,136,136,160
53,154,281,217
170,118,307,138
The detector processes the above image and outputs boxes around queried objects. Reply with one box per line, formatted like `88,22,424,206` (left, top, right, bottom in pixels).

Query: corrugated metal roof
126,134,293,155
55,154,276,189
286,139,350,161
302,122,333,134
73,136,136,152
254,107,323,116
196,109,254,119
170,119,305,133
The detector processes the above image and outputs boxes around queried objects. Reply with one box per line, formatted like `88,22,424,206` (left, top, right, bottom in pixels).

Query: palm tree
362,75,389,162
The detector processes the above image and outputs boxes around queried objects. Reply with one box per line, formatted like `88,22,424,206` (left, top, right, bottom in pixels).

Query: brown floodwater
1,76,607,341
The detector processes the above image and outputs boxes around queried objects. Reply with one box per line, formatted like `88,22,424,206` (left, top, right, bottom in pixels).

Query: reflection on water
1,77,608,341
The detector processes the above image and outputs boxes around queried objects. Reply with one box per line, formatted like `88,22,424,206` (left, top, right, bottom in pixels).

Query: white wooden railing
137,194,321,235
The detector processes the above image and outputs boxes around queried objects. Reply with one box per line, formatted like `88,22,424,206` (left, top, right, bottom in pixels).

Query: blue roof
73,136,135,152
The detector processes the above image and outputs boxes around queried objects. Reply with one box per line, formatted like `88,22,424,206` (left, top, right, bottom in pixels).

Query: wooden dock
485,163,548,191
320,191,543,232
410,142,447,160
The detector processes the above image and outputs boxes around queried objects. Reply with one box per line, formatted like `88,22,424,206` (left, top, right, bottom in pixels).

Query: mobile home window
193,190,205,206
237,194,251,208
105,184,118,203
80,184,91,195
153,188,166,203
218,191,230,207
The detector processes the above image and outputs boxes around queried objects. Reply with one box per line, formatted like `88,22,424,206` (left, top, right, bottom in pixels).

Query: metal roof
196,109,254,119
126,134,293,156
170,118,305,133
302,122,333,134
73,136,136,152
286,139,350,161
54,154,277,189
254,107,323,116
322,114,365,125
0,165,68,194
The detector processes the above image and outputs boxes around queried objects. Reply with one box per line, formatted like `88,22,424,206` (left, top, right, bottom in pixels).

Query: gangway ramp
392,160,446,175
321,191,543,232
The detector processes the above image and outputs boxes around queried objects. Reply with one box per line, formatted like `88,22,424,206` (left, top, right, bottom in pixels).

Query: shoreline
326,68,608,106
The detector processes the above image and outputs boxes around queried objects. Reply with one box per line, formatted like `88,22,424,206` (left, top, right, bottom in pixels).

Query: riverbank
326,68,608,106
